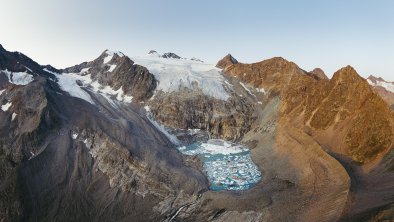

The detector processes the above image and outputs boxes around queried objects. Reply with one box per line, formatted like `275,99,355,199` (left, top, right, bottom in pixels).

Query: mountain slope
1,44,394,222
217,54,394,221
0,45,207,222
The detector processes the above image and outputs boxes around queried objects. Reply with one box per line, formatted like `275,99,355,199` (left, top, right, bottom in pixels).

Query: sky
0,0,393,81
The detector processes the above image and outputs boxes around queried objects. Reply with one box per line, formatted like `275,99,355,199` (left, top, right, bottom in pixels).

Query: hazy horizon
1,0,393,81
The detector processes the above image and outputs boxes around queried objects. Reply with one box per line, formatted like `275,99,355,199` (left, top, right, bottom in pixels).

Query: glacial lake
177,139,261,191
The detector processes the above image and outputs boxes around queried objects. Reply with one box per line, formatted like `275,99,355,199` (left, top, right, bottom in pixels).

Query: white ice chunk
1,102,12,111
11,113,17,120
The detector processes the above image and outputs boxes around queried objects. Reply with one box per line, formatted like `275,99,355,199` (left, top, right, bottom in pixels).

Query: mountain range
1,43,393,222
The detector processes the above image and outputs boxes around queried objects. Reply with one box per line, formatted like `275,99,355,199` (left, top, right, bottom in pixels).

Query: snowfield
368,79,394,93
2,69,34,85
45,68,133,105
132,55,231,100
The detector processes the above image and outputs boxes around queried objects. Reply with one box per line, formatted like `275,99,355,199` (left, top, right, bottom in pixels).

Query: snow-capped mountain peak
102,50,125,64
367,75,394,93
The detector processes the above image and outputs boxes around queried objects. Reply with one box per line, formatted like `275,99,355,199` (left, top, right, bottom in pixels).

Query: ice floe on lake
177,139,261,191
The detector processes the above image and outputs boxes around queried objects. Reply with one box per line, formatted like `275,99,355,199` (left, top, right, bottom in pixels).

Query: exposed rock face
161,52,182,59
218,56,310,97
219,54,394,221
216,54,238,71
147,86,257,141
221,56,394,164
367,75,394,107
309,68,328,80
63,50,157,102
0,44,56,81
281,66,393,164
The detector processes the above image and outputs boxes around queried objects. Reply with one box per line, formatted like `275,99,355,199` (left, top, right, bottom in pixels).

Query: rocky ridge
62,50,157,102
367,75,394,108
217,54,394,221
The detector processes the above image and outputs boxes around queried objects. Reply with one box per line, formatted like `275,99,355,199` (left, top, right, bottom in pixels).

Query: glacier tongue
132,56,231,100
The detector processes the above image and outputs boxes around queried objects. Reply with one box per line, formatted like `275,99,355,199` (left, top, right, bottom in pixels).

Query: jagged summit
216,53,238,69
146,50,182,59
309,68,328,80
146,50,204,62
61,49,157,102
331,65,364,83
368,75,386,83
162,52,182,59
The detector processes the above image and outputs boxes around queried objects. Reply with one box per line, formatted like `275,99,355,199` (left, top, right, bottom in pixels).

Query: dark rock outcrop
0,45,56,79
63,50,157,102
147,86,256,141
216,54,238,70
161,52,182,59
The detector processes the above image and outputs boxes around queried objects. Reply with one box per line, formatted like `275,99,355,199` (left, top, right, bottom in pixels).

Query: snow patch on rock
47,69,94,104
12,113,17,121
103,50,124,64
45,68,133,104
240,82,255,97
2,69,34,85
256,88,266,94
80,67,90,74
108,64,117,72
1,102,12,111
